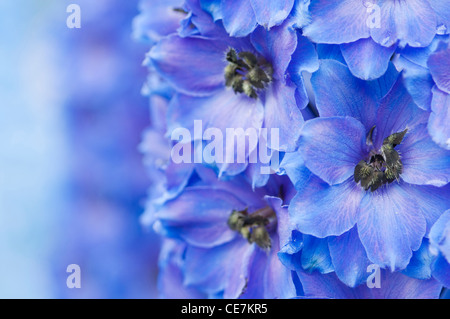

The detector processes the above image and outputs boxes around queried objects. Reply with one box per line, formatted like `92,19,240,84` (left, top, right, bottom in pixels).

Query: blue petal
289,176,364,238
263,81,303,152
398,123,450,187
220,0,257,37
297,269,443,299
373,77,429,149
303,0,370,44
149,34,227,96
263,233,297,299
428,87,450,150
393,55,433,111
154,186,245,247
311,60,398,130
357,183,426,271
428,48,450,94
133,0,185,44
430,209,450,263
428,0,450,33
250,23,298,81
249,0,295,29
328,227,372,287
279,149,313,189
298,117,368,185
184,238,249,294
401,183,450,235
340,38,396,80
370,0,437,47
402,239,434,280
432,254,450,287
301,235,334,274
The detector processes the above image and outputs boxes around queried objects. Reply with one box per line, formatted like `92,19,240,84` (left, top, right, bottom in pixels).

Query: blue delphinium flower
300,0,450,80
148,5,318,179
429,210,450,287
144,168,299,298
282,59,450,277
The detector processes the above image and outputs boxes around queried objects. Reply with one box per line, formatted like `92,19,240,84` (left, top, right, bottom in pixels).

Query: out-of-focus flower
145,169,299,298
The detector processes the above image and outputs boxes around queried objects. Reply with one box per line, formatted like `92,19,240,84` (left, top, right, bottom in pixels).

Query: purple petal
298,117,368,185
303,0,370,44
357,183,426,270
398,123,450,187
340,38,396,80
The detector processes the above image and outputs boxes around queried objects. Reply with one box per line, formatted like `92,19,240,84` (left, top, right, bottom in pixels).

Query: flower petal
220,0,257,37
249,0,295,30
340,38,396,80
357,183,426,270
428,87,450,150
289,176,363,238
303,0,370,44
428,48,450,94
370,0,437,48
311,60,398,130
398,123,450,187
298,117,368,185
328,227,372,287
149,34,227,96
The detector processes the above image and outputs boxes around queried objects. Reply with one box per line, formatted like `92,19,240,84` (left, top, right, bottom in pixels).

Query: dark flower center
227,206,276,249
354,127,408,192
224,48,273,99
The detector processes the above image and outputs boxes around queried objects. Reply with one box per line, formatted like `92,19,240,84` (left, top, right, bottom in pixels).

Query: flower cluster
135,0,450,298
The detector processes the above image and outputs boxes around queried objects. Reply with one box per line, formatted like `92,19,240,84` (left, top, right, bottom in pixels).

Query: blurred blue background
0,0,159,298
